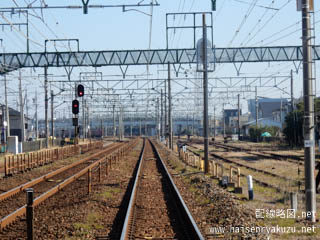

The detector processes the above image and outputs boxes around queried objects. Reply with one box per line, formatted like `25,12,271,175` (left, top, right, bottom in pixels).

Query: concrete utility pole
4,74,10,139
192,112,195,136
145,103,148,137
202,13,209,174
19,70,25,143
255,86,258,142
44,67,49,148
139,119,142,136
161,89,164,139
168,63,173,150
238,94,241,140
213,106,216,139
82,98,85,139
157,98,160,140
164,79,167,143
130,114,132,137
302,0,316,222
100,118,103,138
35,91,38,140
223,103,225,139
51,90,54,146
113,104,115,138
1,106,6,147
291,69,294,112
87,105,90,141
291,69,297,145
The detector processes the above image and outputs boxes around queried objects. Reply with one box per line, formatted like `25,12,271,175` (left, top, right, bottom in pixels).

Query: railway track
185,143,302,193
186,138,314,165
0,140,136,231
210,141,320,165
120,138,203,240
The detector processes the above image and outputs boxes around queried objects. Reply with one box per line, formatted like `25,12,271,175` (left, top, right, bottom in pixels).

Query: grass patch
189,186,197,193
73,212,104,237
100,187,121,199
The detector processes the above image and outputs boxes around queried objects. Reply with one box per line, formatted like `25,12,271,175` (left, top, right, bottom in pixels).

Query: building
229,113,250,134
248,98,288,121
0,104,31,142
224,109,241,127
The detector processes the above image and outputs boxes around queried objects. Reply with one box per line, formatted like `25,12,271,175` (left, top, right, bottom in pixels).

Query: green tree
282,100,308,146
283,110,303,146
249,125,280,142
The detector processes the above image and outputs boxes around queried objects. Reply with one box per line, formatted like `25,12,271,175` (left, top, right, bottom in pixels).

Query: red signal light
77,84,84,97
72,100,79,114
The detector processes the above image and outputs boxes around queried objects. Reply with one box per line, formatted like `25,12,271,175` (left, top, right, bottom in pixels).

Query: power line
227,0,258,47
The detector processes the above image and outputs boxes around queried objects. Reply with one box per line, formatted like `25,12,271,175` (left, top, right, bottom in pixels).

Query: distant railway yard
0,137,317,239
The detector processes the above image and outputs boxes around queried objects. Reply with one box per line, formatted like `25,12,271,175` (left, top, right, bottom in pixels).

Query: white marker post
247,175,253,200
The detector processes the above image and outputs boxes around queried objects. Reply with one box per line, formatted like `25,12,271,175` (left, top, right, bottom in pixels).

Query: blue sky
0,0,319,119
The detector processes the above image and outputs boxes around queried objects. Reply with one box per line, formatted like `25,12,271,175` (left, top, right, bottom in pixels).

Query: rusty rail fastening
4,141,104,177
0,139,138,231
120,139,204,240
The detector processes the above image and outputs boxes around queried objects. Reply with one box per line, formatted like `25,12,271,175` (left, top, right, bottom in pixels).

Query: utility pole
130,114,132,137
44,67,49,148
82,98,85,139
223,103,225,139
192,112,195,136
202,13,209,174
291,69,294,112
113,104,115,138
87,105,90,141
164,79,167,144
255,86,258,142
51,90,54,146
100,118,103,138
4,74,10,139
139,118,142,136
291,69,296,146
161,89,164,139
168,63,173,150
118,108,121,141
157,98,160,140
302,0,316,222
1,106,6,148
213,106,216,139
238,94,241,140
35,91,38,140
145,103,148,137
19,70,25,143
121,106,124,140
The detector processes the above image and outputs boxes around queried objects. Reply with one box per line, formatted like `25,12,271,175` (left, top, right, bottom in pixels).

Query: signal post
73,84,84,144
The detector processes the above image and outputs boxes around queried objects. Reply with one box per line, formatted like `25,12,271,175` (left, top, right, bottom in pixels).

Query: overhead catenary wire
227,0,258,47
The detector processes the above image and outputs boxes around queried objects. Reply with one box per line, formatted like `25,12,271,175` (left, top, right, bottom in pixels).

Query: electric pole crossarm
1,46,320,73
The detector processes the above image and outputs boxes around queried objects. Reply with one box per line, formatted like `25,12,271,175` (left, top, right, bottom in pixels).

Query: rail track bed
0,142,123,217
185,142,303,193
153,141,264,239
120,139,203,240
0,140,134,238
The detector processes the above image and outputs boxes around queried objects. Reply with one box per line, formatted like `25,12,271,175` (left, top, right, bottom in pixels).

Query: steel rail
120,139,204,240
120,139,145,240
151,140,204,240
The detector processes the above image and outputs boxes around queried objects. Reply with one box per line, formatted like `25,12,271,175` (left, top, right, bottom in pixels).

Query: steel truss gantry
1,45,320,73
